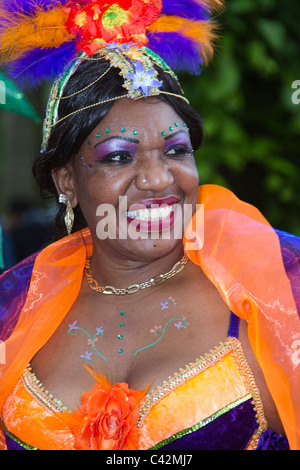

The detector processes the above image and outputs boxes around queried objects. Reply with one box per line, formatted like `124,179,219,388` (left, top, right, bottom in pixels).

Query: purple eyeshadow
164,132,192,152
92,138,138,161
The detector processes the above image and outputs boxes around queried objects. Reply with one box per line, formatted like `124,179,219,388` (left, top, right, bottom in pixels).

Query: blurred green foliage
0,0,299,236
180,0,300,235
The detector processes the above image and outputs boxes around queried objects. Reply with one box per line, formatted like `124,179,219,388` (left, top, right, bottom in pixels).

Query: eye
97,151,133,164
165,144,194,158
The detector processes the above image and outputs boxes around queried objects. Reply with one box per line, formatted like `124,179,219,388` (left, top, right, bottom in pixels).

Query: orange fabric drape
184,185,300,449
1,185,299,448
0,228,93,413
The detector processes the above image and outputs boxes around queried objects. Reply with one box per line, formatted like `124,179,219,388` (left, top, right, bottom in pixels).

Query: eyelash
165,144,194,158
96,145,194,165
97,151,133,164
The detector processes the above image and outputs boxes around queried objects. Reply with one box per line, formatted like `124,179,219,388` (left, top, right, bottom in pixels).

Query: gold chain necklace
85,254,189,295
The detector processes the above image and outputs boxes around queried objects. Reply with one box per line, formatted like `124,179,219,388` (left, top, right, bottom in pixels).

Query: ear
51,164,78,208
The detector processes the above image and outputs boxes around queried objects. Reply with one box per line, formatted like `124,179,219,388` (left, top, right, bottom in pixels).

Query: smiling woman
0,0,300,452
51,97,199,262
34,51,203,240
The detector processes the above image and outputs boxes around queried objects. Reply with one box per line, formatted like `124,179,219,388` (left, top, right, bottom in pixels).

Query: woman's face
68,98,199,261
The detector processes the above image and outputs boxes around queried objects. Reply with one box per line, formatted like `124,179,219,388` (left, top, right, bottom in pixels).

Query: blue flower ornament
126,60,162,98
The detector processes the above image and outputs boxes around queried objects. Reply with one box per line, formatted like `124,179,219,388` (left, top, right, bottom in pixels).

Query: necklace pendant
85,253,189,295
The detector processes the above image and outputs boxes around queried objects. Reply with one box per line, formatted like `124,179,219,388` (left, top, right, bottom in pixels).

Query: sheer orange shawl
0,185,299,448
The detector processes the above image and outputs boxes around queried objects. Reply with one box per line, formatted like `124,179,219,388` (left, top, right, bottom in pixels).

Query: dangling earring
59,193,74,235
65,201,74,235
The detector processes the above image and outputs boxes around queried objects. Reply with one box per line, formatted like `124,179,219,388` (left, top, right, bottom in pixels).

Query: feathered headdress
0,0,223,89
0,0,224,151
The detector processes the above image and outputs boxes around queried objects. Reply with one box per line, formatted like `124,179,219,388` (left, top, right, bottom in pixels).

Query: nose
136,153,174,191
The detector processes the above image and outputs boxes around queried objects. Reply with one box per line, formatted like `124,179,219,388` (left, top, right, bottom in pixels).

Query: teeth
126,205,173,221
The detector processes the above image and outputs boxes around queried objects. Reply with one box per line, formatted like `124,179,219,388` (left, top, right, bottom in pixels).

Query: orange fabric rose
64,369,148,450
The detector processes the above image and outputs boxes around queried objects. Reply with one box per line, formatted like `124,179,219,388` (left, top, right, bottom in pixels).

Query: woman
0,0,299,450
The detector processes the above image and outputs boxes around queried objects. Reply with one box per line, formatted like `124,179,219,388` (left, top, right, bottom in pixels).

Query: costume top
0,185,299,450
0,310,290,450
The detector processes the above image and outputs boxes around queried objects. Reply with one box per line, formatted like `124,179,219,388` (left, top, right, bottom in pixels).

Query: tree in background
0,0,299,235
180,0,300,235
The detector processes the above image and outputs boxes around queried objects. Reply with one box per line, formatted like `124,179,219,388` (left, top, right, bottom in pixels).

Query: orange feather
148,15,218,64
83,365,112,392
0,7,74,63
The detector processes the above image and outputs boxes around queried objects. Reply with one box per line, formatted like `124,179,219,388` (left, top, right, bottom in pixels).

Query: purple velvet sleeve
257,429,289,450
0,252,38,341
276,229,300,317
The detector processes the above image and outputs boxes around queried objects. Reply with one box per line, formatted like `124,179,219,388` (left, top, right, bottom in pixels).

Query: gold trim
1,416,38,450
22,366,69,413
137,337,239,427
230,340,268,449
22,337,268,450
137,337,268,450
150,393,253,450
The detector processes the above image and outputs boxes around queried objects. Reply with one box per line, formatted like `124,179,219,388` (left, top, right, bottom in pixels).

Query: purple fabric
227,311,240,338
4,430,30,450
257,430,289,450
0,252,38,341
157,397,259,450
275,229,300,318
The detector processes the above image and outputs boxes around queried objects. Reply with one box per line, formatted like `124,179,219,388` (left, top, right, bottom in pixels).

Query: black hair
33,54,203,239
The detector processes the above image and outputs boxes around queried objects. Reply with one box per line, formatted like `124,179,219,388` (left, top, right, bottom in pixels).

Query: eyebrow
93,130,189,148
94,135,139,148
164,130,189,140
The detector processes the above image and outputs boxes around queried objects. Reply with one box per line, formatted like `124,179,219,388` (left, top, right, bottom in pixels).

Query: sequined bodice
1,315,289,450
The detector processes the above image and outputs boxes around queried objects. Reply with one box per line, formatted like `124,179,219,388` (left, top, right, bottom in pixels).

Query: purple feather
1,0,70,15
147,32,203,74
161,0,210,21
5,42,77,89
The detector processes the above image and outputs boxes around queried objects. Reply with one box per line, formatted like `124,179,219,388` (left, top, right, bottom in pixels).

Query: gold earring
64,200,74,235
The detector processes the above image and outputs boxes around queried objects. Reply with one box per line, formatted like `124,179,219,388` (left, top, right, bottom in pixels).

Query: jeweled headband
41,45,187,152
0,0,224,152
